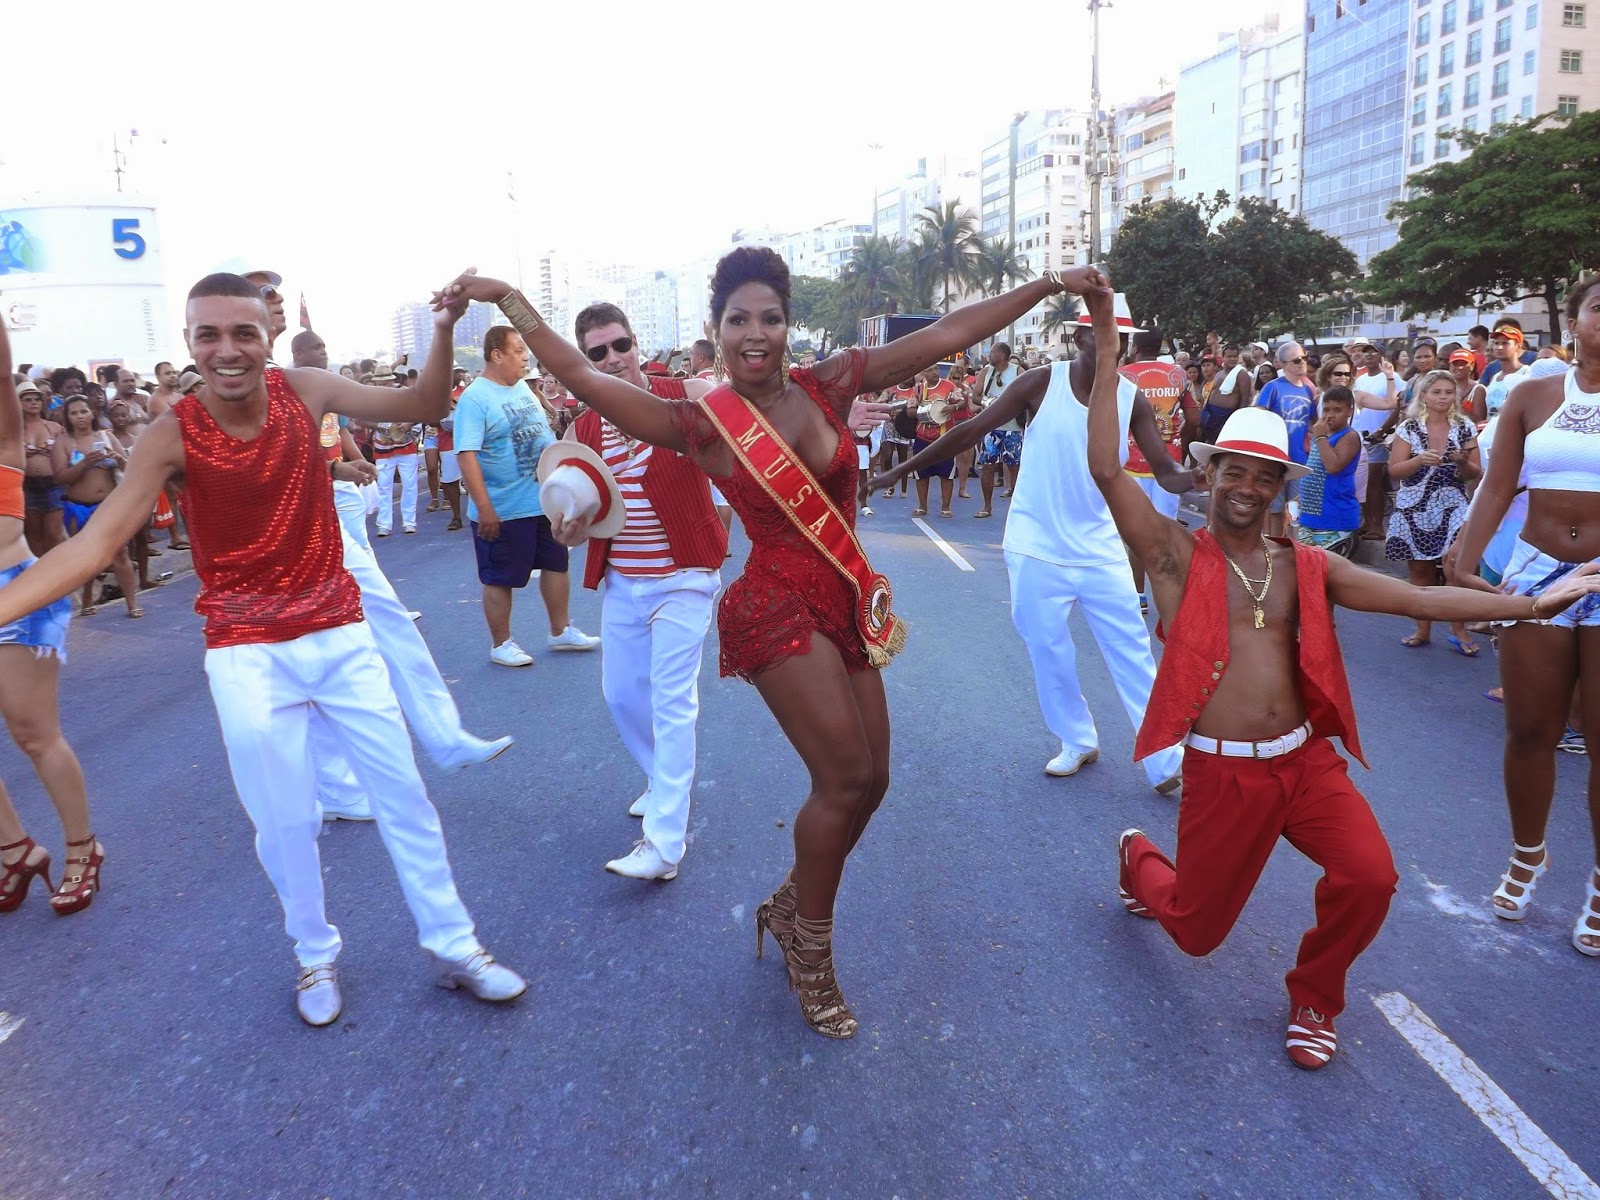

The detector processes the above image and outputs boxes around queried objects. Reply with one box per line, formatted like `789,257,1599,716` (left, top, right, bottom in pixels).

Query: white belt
1184,722,1312,759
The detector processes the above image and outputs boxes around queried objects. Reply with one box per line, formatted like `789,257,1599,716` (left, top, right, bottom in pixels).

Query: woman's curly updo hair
710,246,791,327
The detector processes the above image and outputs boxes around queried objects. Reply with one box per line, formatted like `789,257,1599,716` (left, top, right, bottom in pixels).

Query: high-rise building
980,109,1090,349
874,156,980,244
1301,0,1410,339
1174,19,1305,215
1302,0,1409,270
623,270,680,356
390,299,501,367
1099,92,1177,256
1405,0,1600,170
781,219,872,280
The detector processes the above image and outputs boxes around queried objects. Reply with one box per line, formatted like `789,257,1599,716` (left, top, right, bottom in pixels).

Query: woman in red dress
442,253,1109,1037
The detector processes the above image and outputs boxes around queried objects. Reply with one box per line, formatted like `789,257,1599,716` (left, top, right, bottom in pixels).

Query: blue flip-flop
1446,635,1481,658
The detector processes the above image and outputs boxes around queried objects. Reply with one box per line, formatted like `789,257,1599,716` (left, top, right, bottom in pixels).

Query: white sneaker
321,803,374,822
407,610,422,622
605,839,679,881
1045,747,1100,777
489,639,534,667
628,791,650,818
296,963,342,1026
548,624,600,652
435,734,514,772
403,525,416,534
861,505,874,516
375,528,392,538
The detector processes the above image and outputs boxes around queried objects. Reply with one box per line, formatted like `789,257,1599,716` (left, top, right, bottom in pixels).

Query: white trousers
600,568,719,864
1004,550,1182,786
319,484,477,774
204,622,480,967
375,453,418,533
1134,475,1182,520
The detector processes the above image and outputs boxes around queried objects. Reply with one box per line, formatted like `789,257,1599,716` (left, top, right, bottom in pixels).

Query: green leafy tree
1209,197,1357,340
912,201,982,312
1107,192,1354,347
453,347,485,375
789,275,855,356
889,229,941,314
1365,110,1600,337
972,235,1033,297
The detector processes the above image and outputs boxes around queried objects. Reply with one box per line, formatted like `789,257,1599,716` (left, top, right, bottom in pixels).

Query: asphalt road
1,492,1595,1200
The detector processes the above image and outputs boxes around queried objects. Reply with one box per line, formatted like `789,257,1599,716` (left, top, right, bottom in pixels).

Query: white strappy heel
1491,842,1548,921
1574,868,1600,957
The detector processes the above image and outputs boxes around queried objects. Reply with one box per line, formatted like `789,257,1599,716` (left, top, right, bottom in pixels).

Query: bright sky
2,0,1281,357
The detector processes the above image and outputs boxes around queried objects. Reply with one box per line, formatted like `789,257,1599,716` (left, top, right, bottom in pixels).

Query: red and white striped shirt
599,421,677,576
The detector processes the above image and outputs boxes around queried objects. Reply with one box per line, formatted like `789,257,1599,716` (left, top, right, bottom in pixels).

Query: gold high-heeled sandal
754,871,796,960
783,915,858,1040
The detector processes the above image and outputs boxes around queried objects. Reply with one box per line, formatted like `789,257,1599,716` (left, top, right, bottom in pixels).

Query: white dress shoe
296,963,342,1026
433,949,527,1002
1154,771,1183,797
547,624,600,651
320,803,374,822
1045,747,1100,777
605,839,679,881
489,639,534,667
436,734,514,772
628,791,650,818
407,610,422,622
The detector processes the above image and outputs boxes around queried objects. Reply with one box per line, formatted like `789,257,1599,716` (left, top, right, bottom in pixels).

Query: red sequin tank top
175,369,363,648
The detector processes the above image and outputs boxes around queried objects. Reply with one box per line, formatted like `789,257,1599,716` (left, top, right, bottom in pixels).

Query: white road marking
910,517,975,572
0,1011,23,1047
1374,992,1599,1200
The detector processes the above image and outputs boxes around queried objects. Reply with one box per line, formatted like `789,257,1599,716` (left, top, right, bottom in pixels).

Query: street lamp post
1086,0,1110,263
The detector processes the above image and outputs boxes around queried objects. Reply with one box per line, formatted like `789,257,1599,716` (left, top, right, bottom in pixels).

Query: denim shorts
0,558,71,662
472,515,568,588
24,475,64,513
1496,537,1600,628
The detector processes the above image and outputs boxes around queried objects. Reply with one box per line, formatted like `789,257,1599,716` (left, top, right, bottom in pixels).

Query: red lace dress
668,349,870,681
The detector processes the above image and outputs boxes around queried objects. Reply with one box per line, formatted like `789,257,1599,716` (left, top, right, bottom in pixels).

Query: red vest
1135,529,1366,767
572,376,727,591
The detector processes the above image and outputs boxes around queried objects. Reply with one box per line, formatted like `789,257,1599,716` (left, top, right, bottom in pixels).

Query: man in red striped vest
565,304,728,881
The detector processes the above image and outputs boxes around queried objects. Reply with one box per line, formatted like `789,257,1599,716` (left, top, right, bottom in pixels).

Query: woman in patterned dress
1387,369,1481,651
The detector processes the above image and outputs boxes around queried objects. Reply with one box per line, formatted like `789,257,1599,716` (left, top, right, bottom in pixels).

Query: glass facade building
1302,0,1410,267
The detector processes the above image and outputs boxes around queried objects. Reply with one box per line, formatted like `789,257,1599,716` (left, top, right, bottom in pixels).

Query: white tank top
1524,367,1600,494
1003,363,1135,567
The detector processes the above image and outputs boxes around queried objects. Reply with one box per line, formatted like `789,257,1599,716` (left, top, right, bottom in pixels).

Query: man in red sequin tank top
0,274,527,1027
1081,285,1600,1072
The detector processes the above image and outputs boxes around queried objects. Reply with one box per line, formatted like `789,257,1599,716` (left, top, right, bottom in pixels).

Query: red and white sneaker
1118,829,1155,918
1286,1006,1338,1070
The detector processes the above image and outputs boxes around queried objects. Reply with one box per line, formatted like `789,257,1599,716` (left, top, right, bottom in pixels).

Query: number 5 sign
112,217,146,260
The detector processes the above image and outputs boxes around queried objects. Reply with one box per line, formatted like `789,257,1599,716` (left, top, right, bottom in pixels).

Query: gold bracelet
1041,270,1065,293
497,289,543,336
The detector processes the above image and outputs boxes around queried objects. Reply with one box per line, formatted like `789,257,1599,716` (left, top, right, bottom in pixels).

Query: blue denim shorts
1496,538,1600,628
0,558,71,662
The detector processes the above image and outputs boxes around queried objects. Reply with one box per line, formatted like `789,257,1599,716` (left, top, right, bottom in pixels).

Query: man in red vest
1081,285,1600,1071
562,303,728,881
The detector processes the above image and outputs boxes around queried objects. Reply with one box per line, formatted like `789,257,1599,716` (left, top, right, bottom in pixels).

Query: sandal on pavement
1483,688,1504,704
939,509,953,518
126,608,144,619
50,835,103,915
1575,868,1600,957
974,509,992,518
1400,634,1431,648
912,508,927,517
1492,842,1547,921
1446,635,1480,657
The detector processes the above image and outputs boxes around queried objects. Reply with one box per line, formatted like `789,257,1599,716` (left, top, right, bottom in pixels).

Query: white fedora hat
1076,291,1143,333
537,440,625,540
1190,408,1310,480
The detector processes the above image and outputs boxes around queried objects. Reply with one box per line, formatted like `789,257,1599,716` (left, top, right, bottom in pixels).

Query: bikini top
0,464,22,521
1524,369,1600,493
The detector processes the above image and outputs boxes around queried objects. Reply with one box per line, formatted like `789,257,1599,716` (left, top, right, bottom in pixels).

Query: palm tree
1039,292,1082,345
888,230,940,314
912,201,982,313
972,235,1033,297
839,234,904,316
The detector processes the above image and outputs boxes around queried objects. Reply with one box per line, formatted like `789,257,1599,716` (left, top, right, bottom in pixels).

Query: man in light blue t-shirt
1255,341,1316,537
454,327,599,667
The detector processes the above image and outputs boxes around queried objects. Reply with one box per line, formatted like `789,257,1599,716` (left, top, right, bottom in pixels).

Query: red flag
299,292,312,331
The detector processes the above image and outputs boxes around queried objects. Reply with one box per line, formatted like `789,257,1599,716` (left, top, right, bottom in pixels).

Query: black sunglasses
585,337,634,363
1330,368,1352,376
1286,356,1307,365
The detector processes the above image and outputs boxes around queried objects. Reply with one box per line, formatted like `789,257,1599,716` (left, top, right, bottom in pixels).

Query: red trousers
1125,736,1397,1017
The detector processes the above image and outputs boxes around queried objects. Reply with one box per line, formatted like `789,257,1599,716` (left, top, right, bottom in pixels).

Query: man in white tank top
870,307,1196,792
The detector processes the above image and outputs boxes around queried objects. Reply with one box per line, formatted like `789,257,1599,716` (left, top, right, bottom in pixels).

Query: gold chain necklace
1220,536,1274,630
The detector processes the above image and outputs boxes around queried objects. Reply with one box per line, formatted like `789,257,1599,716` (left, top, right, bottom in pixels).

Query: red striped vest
572,378,727,591
1135,529,1366,766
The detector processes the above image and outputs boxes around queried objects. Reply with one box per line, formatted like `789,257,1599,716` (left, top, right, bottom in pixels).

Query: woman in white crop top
1449,277,1600,958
